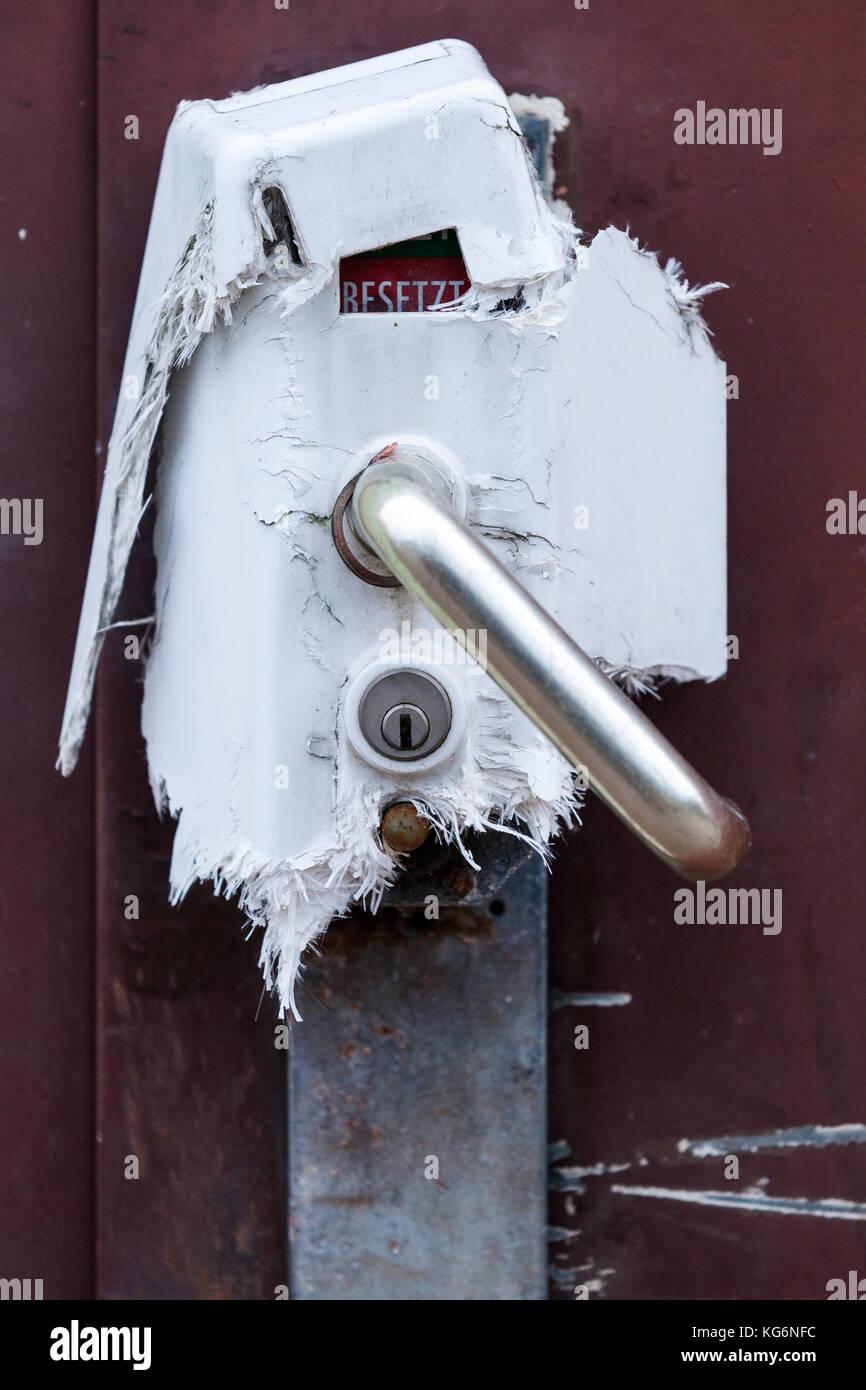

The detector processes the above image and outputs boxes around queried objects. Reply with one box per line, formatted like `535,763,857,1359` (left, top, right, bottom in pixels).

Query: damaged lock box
59,39,745,1017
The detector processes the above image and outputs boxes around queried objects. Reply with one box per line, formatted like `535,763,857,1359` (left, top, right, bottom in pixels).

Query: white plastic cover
59,41,728,1015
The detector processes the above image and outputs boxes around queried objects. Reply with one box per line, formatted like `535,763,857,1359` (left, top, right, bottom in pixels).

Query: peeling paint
508,92,569,202
548,1138,572,1162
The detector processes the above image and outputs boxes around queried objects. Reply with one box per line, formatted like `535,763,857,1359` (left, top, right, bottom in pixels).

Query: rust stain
322,904,494,957
380,801,431,853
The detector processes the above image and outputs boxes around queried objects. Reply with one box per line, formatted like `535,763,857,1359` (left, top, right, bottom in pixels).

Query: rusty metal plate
288,855,547,1299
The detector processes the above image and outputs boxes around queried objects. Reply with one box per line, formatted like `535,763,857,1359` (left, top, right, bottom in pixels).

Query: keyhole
356,671,451,763
380,702,431,753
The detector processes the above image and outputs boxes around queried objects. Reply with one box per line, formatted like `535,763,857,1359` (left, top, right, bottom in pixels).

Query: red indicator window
339,229,470,313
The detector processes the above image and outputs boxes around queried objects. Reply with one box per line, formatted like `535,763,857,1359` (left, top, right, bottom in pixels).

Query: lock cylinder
357,670,452,762
343,659,466,773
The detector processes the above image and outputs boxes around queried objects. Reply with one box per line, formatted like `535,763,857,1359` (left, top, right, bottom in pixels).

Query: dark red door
1,0,863,1301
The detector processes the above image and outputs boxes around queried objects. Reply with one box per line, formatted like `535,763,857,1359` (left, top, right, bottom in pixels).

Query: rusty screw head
442,863,477,899
380,802,431,854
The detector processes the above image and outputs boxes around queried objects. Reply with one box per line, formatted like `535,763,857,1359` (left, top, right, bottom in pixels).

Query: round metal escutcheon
358,670,452,762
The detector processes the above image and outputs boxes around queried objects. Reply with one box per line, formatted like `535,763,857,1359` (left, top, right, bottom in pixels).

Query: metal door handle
347,450,750,882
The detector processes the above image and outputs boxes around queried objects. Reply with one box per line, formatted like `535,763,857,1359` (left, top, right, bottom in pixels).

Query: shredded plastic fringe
164,712,583,1019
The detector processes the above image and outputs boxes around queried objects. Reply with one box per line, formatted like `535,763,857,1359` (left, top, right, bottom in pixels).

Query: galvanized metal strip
288,854,548,1300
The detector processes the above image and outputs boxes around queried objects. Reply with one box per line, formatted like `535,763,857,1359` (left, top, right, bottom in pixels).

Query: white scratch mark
550,1265,616,1294
551,1161,632,1193
551,990,632,1009
547,1226,581,1243
611,1184,866,1221
96,615,156,634
677,1123,866,1158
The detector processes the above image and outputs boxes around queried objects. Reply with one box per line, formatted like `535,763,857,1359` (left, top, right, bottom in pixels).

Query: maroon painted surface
546,0,866,1300
0,5,96,1297
92,9,287,1298
3,0,863,1299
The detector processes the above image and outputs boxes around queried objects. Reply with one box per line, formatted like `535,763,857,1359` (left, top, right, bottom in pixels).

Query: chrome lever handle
351,454,750,882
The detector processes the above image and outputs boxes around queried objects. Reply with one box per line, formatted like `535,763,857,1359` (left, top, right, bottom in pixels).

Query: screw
442,864,477,899
380,802,431,853
381,703,430,753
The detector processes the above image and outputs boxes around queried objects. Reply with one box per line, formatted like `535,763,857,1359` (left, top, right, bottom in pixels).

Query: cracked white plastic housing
58,39,730,1016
